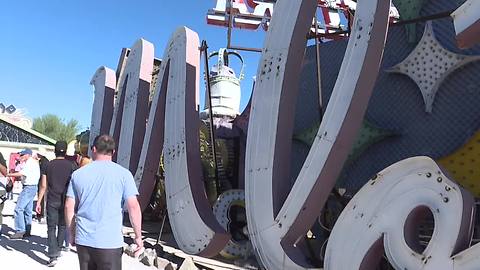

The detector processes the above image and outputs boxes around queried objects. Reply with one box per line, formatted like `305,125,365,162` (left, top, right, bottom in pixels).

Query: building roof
0,115,56,145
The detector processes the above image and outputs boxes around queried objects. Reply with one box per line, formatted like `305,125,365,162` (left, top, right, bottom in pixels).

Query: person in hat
6,148,40,239
36,141,77,267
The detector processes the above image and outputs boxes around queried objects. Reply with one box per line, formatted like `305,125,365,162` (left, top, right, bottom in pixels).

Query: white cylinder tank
201,48,244,119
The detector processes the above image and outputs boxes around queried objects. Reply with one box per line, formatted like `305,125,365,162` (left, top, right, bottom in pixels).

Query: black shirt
0,153,6,167
46,158,78,207
0,153,6,177
39,156,49,176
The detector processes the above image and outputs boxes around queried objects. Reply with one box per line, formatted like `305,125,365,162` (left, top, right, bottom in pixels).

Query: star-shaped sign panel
294,119,394,165
388,22,480,113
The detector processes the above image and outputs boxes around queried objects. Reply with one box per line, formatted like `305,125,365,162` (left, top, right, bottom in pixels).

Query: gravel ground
0,188,155,270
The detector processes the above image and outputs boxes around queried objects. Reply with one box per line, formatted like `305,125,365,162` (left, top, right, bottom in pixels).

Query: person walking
0,152,7,177
36,141,77,267
7,149,40,239
62,151,91,253
65,135,143,270
36,153,50,223
0,152,8,236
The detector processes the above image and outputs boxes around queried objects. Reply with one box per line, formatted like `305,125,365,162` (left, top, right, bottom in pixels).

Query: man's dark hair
92,134,116,155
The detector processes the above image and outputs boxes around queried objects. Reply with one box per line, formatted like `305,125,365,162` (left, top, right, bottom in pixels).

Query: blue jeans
14,185,38,233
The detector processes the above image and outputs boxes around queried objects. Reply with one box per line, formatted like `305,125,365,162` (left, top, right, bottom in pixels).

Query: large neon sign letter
245,0,392,268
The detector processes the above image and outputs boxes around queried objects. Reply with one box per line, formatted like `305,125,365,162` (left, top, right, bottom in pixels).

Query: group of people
0,135,143,269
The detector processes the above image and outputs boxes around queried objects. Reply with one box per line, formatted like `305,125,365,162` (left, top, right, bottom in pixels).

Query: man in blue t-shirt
65,135,143,270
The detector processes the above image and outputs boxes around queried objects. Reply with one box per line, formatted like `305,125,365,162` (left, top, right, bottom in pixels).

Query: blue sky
0,0,264,130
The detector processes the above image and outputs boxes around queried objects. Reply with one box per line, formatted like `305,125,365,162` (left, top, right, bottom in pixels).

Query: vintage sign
0,103,17,114
207,0,275,30
451,0,480,48
89,67,116,157
0,103,33,129
244,0,392,268
91,0,480,268
207,0,399,35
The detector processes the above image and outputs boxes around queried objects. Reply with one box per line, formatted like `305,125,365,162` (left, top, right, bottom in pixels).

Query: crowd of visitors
0,134,143,269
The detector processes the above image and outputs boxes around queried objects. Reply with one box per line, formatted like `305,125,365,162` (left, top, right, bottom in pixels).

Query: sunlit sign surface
90,1,480,269
207,0,399,34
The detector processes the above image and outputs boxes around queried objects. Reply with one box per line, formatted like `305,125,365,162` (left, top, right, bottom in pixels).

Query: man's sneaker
10,232,25,240
61,246,70,252
47,258,58,267
23,232,32,238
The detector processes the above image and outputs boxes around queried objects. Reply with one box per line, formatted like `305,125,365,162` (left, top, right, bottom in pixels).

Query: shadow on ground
0,225,49,265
